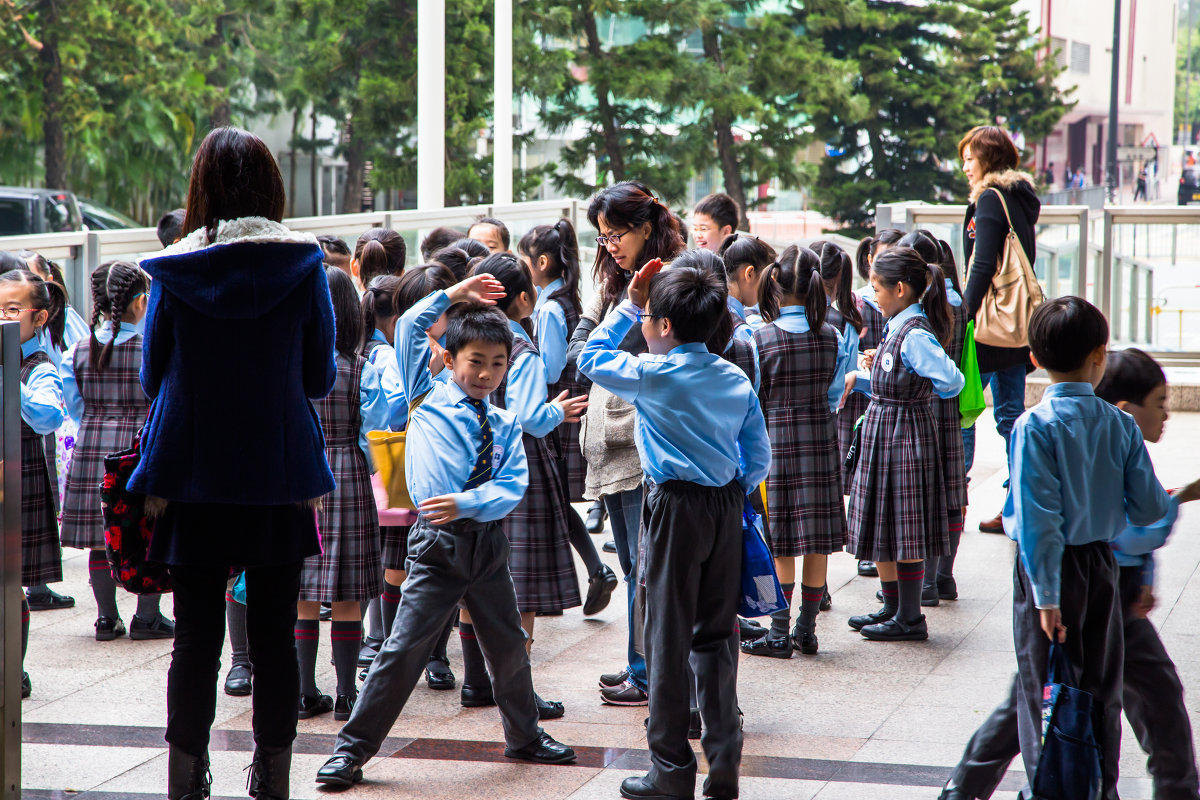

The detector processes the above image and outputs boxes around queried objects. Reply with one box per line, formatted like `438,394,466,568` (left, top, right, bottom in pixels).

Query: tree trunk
340,116,366,214
206,16,231,129
287,107,300,217
702,24,749,229
581,10,625,182
310,109,319,214
39,3,66,190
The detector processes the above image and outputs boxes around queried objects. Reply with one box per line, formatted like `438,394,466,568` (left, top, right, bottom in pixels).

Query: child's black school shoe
315,755,363,787
848,607,894,631
921,585,941,607
504,731,576,765
535,692,565,720
460,683,496,707
860,615,928,641
584,564,619,615
334,692,356,721
224,664,252,696
791,625,818,656
319,602,332,621
297,692,334,719
599,667,630,688
586,500,607,533
603,539,618,553
737,616,767,641
21,672,30,699
739,634,793,659
357,637,381,668
94,616,126,641
130,612,175,640
857,560,878,577
600,680,648,706
425,658,455,690
26,587,74,611
820,587,832,611
620,775,689,800
937,577,958,600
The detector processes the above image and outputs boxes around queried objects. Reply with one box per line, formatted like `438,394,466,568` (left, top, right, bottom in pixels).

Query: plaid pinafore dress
754,317,847,556
847,313,950,562
934,301,968,514
61,336,150,549
20,351,63,586
839,296,887,491
543,297,588,502
723,314,759,387
363,338,409,571
301,352,383,602
493,332,581,613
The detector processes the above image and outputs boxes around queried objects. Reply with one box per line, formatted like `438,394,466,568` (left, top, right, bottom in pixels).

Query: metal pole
1186,0,1194,146
1106,0,1121,204
1,321,22,800
418,0,446,210
493,0,513,206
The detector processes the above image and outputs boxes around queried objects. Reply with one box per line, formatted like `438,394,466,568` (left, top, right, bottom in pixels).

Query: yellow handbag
967,188,1045,349
366,392,428,510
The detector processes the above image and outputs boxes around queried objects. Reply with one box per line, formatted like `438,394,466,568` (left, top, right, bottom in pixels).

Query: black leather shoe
247,743,290,799
425,658,455,690
460,683,496,707
334,693,356,721
688,708,702,740
94,616,126,641
297,692,333,719
937,576,958,600
504,731,576,764
620,775,689,800
603,539,617,553
315,755,363,788
921,584,941,607
739,634,793,659
586,500,606,533
737,616,767,641
130,612,175,640
26,587,74,611
535,692,565,720
857,560,878,577
583,564,619,615
224,664,252,696
938,784,971,800
599,667,630,688
860,615,928,641
357,638,381,668
792,625,818,655
319,602,332,621
819,587,832,611
848,606,894,631
21,672,30,699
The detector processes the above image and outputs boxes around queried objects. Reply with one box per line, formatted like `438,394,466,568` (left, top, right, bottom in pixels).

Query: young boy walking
579,259,771,800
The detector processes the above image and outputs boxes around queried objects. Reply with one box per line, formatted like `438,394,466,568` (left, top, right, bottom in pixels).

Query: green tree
1176,5,1200,145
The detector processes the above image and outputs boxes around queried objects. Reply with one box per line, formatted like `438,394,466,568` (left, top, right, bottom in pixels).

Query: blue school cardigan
128,231,337,505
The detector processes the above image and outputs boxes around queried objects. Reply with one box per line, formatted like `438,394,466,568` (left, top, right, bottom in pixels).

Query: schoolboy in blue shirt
316,304,576,789
579,259,771,800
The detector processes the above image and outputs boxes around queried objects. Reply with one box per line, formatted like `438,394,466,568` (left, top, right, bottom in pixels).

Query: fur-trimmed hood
140,216,325,321
969,168,1037,204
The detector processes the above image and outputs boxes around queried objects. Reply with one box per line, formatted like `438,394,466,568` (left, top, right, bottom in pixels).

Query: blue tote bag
739,499,787,618
1032,643,1102,800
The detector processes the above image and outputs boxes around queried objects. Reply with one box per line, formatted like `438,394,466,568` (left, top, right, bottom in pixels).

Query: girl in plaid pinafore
61,262,173,641
296,268,389,722
742,246,852,660
846,247,964,642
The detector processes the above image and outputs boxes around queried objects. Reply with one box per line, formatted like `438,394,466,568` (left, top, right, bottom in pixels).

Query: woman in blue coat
130,127,336,800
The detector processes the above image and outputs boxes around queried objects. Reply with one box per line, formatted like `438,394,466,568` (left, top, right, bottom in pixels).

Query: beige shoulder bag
967,188,1045,348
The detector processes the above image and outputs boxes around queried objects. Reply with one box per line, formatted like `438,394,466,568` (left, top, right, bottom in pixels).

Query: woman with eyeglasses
565,180,684,707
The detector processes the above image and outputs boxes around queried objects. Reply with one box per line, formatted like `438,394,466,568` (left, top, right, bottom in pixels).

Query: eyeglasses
0,307,37,319
596,229,633,247
636,311,663,323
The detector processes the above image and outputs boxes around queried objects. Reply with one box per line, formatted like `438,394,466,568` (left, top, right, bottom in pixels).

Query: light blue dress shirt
855,284,882,315
356,359,389,465
1112,498,1180,586
744,304,764,330
64,306,90,349
20,336,65,434
1001,382,1171,607
946,279,962,309
505,320,565,438
578,299,771,493
533,279,570,384
405,378,529,522
850,304,965,399
61,321,141,423
766,306,854,413
727,296,755,344
396,290,451,416
367,329,407,430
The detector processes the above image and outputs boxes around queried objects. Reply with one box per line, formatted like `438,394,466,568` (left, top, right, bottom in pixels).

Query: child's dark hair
89,261,149,371
470,217,511,250
326,267,365,359
693,193,740,234
646,265,731,352
361,275,402,350
869,247,953,345
474,252,533,337
0,251,28,273
1028,296,1110,373
717,233,776,283
587,181,685,309
0,269,67,350
420,227,464,261
900,229,963,295
811,239,863,331
430,246,473,280
354,228,406,286
757,244,826,330
393,263,457,315
156,208,185,247
1095,348,1165,407
452,238,491,260
855,228,904,281
445,305,513,357
318,236,352,266
19,250,65,289
668,250,735,354
517,219,582,317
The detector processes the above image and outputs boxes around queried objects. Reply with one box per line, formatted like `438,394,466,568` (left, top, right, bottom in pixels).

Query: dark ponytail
812,240,862,331
393,263,457,315
855,228,904,282
870,247,953,346
98,261,150,371
88,262,112,371
756,244,825,329
517,218,583,317
0,268,67,355
474,252,534,339
326,266,365,359
361,275,402,352
900,229,963,297
669,249,735,354
938,238,963,295
354,228,406,287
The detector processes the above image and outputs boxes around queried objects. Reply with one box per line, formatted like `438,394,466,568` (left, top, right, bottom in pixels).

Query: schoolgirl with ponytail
352,229,406,291
743,245,854,658
360,275,407,431
844,246,964,642
717,233,776,336
60,261,173,642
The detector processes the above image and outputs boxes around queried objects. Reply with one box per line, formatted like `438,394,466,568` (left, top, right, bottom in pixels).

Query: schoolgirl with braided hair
60,261,172,641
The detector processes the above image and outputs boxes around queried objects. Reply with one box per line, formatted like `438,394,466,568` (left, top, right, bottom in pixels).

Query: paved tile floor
19,407,1200,799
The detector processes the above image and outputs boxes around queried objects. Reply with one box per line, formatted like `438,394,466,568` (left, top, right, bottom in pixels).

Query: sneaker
979,511,1004,534
583,564,619,616
298,692,334,719
600,680,648,706
586,500,607,533
129,613,175,640
857,560,878,577
848,606,894,631
334,693,356,721
860,615,928,641
739,634,793,659
26,587,75,611
599,667,631,689
94,616,127,641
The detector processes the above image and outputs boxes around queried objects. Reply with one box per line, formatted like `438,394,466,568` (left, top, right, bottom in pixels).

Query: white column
493,0,513,205
418,0,446,210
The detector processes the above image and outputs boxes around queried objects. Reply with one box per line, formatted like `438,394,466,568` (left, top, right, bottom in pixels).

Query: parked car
1179,168,1200,205
0,187,82,236
78,198,140,230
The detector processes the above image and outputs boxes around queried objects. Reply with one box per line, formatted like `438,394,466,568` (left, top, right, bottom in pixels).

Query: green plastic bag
959,320,986,429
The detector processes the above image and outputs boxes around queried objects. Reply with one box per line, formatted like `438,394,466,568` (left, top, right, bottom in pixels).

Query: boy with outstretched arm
579,259,771,800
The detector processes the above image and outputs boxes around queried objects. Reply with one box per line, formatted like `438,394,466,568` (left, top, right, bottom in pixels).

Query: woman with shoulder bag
959,125,1042,533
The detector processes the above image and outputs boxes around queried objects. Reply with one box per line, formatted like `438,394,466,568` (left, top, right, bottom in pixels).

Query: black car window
0,199,30,236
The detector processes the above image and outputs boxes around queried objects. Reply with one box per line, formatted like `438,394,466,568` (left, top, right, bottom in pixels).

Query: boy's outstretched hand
1174,476,1200,504
418,495,460,525
448,274,506,306
552,391,589,423
1039,607,1067,643
627,258,663,309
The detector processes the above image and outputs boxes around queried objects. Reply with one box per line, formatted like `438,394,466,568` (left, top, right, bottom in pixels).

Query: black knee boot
167,746,210,800
247,744,291,800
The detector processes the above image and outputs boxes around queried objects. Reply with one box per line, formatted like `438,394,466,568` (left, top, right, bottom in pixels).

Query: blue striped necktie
463,396,494,490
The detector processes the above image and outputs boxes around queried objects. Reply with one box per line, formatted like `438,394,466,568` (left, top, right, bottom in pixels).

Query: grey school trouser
642,479,744,798
333,518,541,765
950,563,1199,800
